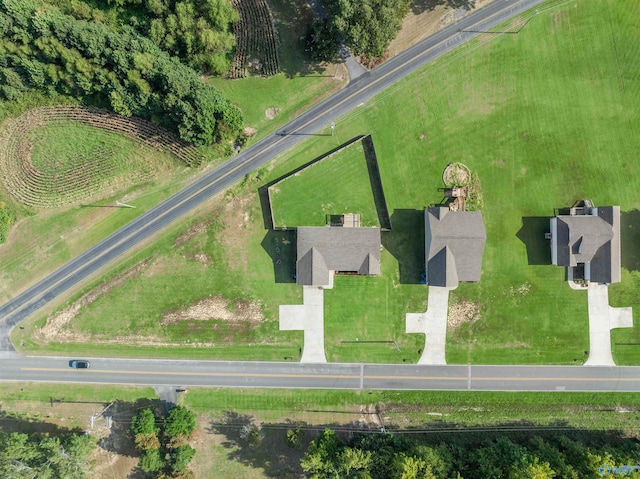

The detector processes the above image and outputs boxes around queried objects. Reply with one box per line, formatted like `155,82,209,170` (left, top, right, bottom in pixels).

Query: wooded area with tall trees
47,0,239,75
0,431,96,479
307,0,411,61
0,0,243,146
302,429,640,478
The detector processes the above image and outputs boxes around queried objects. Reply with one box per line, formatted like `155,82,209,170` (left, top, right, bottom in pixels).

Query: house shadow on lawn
261,230,297,283
516,216,552,265
621,209,640,273
383,209,425,284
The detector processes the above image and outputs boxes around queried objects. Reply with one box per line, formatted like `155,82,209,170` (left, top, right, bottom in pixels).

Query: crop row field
15,0,640,365
0,107,200,208
230,0,280,78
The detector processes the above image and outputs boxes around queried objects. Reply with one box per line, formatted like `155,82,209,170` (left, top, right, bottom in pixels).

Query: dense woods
302,429,640,478
48,0,239,75
0,431,96,479
0,0,243,146
308,0,411,61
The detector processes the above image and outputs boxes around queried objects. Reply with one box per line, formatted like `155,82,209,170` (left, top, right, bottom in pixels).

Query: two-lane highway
3,356,640,392
0,0,547,348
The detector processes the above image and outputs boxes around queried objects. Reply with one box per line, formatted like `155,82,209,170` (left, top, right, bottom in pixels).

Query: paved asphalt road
0,0,547,349
2,0,621,396
2,355,640,392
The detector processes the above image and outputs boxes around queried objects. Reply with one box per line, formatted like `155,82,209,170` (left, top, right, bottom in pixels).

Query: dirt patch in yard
448,300,481,331
162,295,264,325
265,107,280,120
36,258,153,342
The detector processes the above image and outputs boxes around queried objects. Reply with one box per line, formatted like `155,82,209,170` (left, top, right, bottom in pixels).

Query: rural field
2,383,640,478
0,0,346,303
13,0,640,365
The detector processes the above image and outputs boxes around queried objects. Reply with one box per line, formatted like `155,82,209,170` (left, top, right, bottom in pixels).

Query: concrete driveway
406,286,451,365
279,286,327,363
584,283,633,366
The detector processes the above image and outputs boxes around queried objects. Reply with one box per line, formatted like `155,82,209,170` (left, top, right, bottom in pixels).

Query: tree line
0,0,243,146
302,428,640,478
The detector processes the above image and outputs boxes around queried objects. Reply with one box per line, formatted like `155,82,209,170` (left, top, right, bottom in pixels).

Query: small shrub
287,428,305,449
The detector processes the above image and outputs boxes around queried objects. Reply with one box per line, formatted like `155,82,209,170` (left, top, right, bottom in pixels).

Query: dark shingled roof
425,207,486,288
550,206,620,284
296,227,381,286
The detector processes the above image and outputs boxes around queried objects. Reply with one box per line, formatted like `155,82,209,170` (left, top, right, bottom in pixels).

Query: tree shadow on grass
0,407,85,435
206,409,640,478
516,216,552,266
270,0,328,78
621,209,640,273
207,411,311,478
383,209,425,284
411,0,477,15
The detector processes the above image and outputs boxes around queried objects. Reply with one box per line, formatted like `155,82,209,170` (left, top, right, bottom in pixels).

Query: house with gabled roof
550,202,620,284
425,207,486,288
296,222,381,287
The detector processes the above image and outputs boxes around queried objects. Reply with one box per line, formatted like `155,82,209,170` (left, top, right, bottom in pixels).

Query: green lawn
17,0,640,365
270,140,380,227
263,0,640,365
208,0,346,142
184,387,640,431
0,382,156,404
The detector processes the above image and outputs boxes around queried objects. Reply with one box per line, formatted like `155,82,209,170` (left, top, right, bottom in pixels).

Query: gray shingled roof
296,227,381,286
550,206,620,284
425,207,486,288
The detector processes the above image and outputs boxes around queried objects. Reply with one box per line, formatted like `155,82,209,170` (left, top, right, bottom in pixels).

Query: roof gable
296,227,381,286
425,207,486,288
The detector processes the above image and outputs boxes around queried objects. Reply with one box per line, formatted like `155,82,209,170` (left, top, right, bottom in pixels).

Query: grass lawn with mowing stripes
270,141,380,228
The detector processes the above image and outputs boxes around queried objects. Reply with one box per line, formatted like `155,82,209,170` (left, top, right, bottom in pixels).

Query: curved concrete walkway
406,286,451,365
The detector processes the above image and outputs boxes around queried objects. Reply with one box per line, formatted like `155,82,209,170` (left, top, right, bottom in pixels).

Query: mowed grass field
17,0,640,365
270,140,380,227
185,387,640,477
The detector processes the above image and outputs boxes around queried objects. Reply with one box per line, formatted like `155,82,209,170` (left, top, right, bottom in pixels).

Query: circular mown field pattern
0,106,202,208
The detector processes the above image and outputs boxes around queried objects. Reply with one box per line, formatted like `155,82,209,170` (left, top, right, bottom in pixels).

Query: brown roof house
550,203,621,284
296,220,381,287
425,207,486,288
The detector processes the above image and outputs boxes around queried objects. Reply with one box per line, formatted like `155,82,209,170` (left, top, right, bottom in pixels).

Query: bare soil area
162,295,264,325
384,0,496,61
448,300,481,331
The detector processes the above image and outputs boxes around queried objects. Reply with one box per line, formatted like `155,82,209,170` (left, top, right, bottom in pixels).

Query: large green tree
308,0,411,61
0,0,243,146
0,432,96,479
